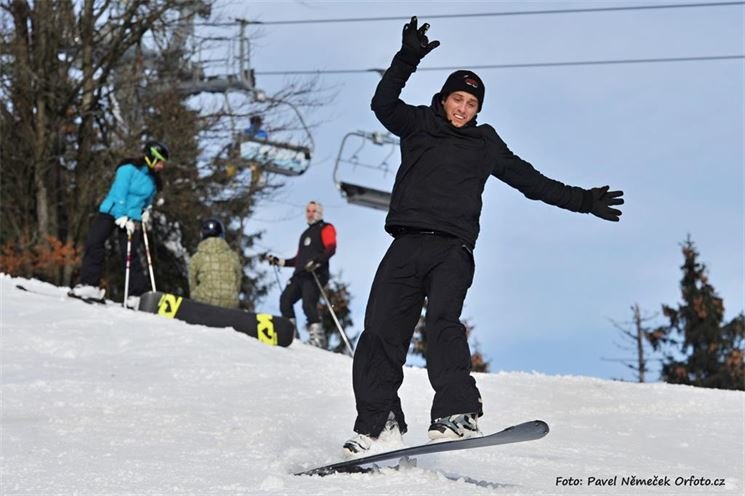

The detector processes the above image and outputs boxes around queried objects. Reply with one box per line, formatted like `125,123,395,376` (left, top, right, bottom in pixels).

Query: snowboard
138,291,295,347
295,419,549,476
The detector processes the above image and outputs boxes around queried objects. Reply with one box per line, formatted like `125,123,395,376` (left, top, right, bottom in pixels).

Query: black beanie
440,70,485,111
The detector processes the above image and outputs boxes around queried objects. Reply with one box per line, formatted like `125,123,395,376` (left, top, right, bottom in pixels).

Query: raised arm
371,16,439,138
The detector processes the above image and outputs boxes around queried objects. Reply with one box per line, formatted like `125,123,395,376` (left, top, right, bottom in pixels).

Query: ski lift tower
178,18,256,95
177,17,315,176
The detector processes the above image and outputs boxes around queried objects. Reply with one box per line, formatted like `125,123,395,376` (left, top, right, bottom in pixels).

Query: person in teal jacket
70,141,168,306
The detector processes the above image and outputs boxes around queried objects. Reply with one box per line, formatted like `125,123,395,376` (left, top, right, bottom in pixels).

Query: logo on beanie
464,76,479,89
441,70,485,111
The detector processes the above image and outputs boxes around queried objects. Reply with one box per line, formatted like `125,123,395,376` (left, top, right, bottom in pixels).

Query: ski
295,419,549,477
66,291,106,305
15,284,105,305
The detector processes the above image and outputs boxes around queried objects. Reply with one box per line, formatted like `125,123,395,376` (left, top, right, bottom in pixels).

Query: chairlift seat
338,181,391,211
238,137,311,176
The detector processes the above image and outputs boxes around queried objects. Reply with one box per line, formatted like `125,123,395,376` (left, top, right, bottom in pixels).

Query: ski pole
272,265,283,291
142,223,157,291
260,251,283,291
123,232,132,308
311,271,354,356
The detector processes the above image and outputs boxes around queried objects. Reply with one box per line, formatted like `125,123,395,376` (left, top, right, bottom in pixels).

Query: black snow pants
79,213,148,296
279,272,328,326
352,232,483,437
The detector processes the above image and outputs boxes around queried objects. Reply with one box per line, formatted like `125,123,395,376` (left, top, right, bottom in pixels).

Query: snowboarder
343,17,624,457
188,218,243,309
264,201,337,348
69,141,169,307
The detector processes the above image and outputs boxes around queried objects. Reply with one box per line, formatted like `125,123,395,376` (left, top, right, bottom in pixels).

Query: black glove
304,259,321,272
263,253,284,267
588,186,624,222
398,16,440,65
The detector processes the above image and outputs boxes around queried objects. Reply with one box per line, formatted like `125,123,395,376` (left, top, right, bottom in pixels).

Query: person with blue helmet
69,141,168,306
188,218,243,309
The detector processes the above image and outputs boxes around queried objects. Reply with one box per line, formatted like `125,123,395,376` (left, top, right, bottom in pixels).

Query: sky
191,1,743,381
2,276,743,494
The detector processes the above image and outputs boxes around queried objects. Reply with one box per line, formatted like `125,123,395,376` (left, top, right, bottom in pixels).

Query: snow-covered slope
1,275,742,495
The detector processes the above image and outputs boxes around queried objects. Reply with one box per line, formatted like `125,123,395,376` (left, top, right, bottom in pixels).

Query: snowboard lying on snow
296,419,549,476
138,291,295,347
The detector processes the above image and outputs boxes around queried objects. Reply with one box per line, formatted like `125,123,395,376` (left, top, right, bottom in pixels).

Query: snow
1,275,743,495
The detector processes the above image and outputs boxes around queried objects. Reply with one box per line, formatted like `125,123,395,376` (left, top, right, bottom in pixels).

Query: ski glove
588,186,624,222
304,259,321,273
141,207,152,229
398,16,440,66
264,254,285,267
115,216,136,236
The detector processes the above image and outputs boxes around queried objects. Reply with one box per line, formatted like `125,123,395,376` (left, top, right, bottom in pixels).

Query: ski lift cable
194,2,745,26
253,54,745,77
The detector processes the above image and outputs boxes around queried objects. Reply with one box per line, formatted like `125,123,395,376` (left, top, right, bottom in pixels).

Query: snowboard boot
69,284,105,302
343,412,403,459
125,295,141,310
427,413,481,441
289,318,299,339
307,322,326,349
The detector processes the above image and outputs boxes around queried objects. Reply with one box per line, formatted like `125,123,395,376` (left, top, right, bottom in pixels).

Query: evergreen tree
1,3,320,311
0,0,176,284
649,237,744,390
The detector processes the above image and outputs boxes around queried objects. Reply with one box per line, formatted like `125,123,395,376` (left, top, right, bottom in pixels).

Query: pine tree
649,237,744,390
1,3,319,311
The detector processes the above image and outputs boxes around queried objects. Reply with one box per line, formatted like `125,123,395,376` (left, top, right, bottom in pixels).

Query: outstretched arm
371,16,440,138
491,134,624,221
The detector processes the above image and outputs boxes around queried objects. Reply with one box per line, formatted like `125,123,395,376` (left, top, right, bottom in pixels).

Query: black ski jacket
372,52,592,249
284,220,337,278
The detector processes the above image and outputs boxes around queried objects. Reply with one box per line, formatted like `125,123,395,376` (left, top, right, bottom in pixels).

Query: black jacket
284,220,337,278
372,52,592,249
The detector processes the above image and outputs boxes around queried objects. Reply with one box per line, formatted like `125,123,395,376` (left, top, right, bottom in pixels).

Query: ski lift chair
337,182,391,211
334,131,398,211
237,135,312,176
